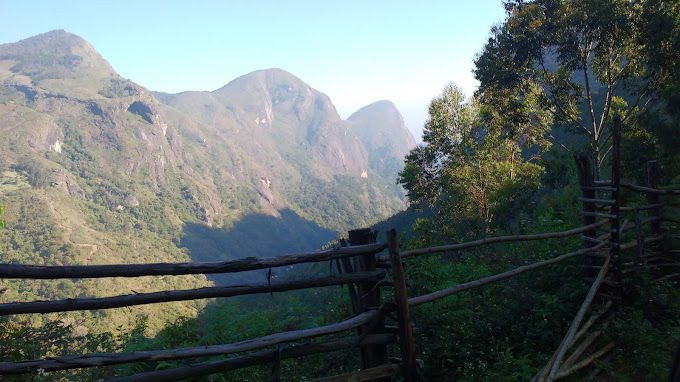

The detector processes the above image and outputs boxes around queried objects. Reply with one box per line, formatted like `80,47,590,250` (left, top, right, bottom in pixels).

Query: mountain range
0,30,415,332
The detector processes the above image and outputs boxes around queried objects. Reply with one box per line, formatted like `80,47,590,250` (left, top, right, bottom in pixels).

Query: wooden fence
0,117,678,381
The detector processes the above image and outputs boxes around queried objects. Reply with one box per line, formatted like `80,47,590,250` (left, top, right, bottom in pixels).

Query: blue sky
0,1,507,141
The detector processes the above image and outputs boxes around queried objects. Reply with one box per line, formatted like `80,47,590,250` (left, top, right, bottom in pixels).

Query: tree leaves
399,83,543,232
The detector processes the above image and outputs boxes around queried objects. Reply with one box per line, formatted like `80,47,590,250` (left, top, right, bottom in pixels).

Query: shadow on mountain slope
179,209,338,285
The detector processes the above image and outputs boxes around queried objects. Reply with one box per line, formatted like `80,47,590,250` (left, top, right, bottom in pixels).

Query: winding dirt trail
47,197,98,263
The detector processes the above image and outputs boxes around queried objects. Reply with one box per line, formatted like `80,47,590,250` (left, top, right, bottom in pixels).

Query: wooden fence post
576,153,596,245
645,160,660,236
576,153,599,279
348,229,388,374
386,229,419,382
610,115,623,299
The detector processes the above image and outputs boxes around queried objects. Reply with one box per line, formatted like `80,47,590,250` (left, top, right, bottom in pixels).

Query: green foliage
474,0,660,175
399,82,543,233
406,247,589,380
600,270,680,381
98,79,139,98
118,296,357,381
15,156,50,188
0,315,135,381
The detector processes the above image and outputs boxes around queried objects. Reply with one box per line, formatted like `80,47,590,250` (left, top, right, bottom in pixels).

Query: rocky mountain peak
348,100,416,181
0,30,118,100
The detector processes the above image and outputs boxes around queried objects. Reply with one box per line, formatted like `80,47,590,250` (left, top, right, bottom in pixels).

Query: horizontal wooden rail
0,309,386,375
619,182,680,195
578,197,616,205
619,234,664,251
106,334,397,382
407,241,608,307
618,202,680,212
0,271,386,315
0,243,387,279
310,363,402,382
580,211,617,219
379,220,608,261
580,186,617,192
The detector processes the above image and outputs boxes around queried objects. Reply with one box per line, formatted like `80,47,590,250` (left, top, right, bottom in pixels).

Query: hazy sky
0,1,507,141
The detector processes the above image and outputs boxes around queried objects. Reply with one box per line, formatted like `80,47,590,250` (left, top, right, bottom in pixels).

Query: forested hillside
2,0,680,380
103,1,679,380
0,30,414,334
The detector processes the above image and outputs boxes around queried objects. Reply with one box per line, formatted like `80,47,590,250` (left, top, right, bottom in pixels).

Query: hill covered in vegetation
2,0,680,379
0,30,415,333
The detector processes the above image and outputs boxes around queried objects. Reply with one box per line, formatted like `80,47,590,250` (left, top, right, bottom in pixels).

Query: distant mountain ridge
348,100,416,181
0,30,416,332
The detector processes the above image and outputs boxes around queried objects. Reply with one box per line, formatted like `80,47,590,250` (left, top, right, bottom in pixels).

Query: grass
0,170,31,192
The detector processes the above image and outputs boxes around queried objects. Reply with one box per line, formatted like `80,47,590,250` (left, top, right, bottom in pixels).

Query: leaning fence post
349,228,388,373
386,229,419,381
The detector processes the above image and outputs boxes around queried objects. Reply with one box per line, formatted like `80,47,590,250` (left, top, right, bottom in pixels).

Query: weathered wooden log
349,229,387,374
646,161,661,235
580,236,608,245
580,186,617,192
620,182,680,195
106,334,396,382
580,211,617,219
544,253,612,380
577,197,617,205
0,309,385,374
617,201,680,212
663,216,680,224
408,241,608,307
619,234,664,251
570,301,612,348
554,342,615,380
387,229,419,381
378,220,608,261
0,271,386,315
310,363,401,382
634,209,644,269
562,321,609,369
0,243,387,279
609,115,623,299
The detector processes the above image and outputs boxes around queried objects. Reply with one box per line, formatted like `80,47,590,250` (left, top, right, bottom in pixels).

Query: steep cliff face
348,100,417,181
211,68,369,178
154,68,383,226
0,31,413,236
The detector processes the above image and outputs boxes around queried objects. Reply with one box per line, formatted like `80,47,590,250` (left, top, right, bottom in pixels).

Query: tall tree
475,0,649,176
399,83,542,230
636,0,680,179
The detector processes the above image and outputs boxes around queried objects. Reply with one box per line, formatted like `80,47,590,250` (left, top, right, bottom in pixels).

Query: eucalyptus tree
475,0,650,176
